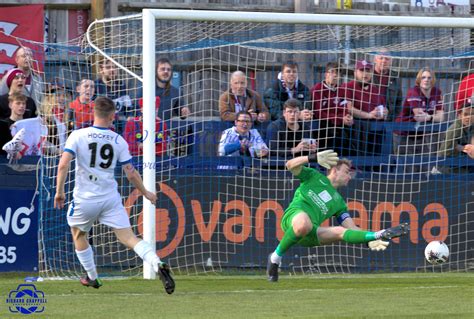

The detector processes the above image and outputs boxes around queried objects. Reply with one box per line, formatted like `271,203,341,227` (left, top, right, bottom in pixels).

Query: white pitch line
45,285,462,297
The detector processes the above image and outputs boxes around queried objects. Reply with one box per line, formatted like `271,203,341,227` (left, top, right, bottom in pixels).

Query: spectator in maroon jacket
372,50,403,121
339,60,388,156
394,67,444,157
310,62,356,155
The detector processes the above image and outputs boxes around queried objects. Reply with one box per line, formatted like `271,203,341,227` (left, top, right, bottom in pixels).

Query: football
424,241,449,265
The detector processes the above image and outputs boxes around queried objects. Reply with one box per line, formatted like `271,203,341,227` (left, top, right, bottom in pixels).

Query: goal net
18,10,474,278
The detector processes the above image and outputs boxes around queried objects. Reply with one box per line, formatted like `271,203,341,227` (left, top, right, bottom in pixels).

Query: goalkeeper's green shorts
281,207,321,247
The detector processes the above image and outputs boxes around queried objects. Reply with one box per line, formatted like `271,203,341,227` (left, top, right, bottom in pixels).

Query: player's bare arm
54,152,74,209
123,163,157,205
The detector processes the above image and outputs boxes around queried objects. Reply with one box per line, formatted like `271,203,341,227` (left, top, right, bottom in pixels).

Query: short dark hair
282,61,298,71
8,92,27,103
325,62,339,73
157,57,172,68
235,111,252,121
283,98,302,110
94,96,116,118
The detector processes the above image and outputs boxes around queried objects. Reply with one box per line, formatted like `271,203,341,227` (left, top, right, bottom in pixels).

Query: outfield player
54,96,175,294
267,150,409,282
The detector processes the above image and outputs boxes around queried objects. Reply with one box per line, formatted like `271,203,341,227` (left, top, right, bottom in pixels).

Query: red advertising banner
0,4,44,79
68,9,89,42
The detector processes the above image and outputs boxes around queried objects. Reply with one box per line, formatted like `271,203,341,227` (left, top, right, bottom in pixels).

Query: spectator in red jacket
338,60,387,156
69,79,95,129
310,62,355,155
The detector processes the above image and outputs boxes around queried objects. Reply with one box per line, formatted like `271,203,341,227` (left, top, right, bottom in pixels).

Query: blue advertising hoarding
0,189,38,272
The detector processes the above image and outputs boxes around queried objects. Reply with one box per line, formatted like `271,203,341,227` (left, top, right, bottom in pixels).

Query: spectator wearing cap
123,97,167,157
438,101,474,157
338,59,387,156
69,79,95,129
310,61,356,155
45,81,72,128
0,69,37,120
455,71,474,112
0,47,41,101
395,67,444,157
372,49,403,121
39,93,70,156
263,61,311,121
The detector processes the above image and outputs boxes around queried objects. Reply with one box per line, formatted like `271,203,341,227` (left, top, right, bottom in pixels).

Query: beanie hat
6,69,24,88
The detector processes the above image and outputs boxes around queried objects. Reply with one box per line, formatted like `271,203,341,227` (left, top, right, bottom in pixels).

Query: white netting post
142,9,156,280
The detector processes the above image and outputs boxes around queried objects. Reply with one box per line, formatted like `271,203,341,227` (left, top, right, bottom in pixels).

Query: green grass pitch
0,272,472,318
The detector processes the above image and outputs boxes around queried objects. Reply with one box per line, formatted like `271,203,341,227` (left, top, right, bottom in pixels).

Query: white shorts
67,193,131,232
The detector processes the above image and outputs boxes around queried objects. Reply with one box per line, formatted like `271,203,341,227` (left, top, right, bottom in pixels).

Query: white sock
270,251,282,265
76,246,98,280
133,240,161,273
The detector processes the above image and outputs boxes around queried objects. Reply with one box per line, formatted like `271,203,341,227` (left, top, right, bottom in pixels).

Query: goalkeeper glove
308,149,339,169
368,240,389,251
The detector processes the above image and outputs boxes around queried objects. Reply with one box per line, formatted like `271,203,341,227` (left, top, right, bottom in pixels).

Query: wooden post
294,0,314,96
91,0,104,22
90,0,105,76
471,0,474,49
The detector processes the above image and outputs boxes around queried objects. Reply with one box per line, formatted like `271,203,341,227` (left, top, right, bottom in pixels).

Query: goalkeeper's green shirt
285,166,347,226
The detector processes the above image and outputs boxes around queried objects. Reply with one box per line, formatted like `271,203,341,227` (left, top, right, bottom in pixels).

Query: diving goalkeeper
267,150,409,282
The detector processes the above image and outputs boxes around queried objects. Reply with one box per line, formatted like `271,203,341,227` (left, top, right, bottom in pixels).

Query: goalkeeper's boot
80,276,103,289
158,263,175,294
381,223,410,240
267,254,279,282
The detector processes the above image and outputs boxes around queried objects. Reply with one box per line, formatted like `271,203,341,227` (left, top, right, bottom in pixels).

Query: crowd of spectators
1,46,474,170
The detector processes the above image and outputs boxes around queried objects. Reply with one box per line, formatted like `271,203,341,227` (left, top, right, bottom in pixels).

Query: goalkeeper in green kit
267,150,409,282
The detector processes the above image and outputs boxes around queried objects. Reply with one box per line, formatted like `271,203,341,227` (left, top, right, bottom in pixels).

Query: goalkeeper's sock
76,246,98,280
133,240,162,272
274,227,302,256
342,229,377,244
270,252,282,264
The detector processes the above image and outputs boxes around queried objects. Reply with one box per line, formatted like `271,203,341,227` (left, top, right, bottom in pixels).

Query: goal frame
138,9,474,279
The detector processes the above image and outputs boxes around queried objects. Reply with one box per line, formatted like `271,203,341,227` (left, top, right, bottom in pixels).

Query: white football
424,241,449,265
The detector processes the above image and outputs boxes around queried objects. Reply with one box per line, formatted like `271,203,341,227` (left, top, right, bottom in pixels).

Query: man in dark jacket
264,62,311,121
